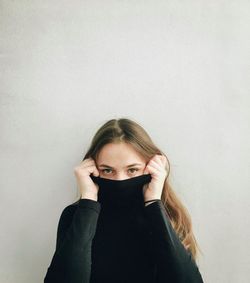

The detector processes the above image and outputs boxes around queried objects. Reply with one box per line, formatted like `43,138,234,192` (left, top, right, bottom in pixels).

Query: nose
114,172,128,180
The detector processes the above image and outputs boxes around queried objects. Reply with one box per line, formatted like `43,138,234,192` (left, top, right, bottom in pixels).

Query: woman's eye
101,168,139,175
128,168,139,174
101,169,112,174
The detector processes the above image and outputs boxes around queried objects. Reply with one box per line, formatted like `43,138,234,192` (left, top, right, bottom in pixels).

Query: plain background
1,1,249,282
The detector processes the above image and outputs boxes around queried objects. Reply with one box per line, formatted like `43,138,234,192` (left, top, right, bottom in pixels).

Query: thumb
93,168,100,177
143,184,148,194
143,167,149,174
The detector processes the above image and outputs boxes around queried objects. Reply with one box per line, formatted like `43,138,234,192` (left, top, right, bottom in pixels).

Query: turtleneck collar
89,173,152,210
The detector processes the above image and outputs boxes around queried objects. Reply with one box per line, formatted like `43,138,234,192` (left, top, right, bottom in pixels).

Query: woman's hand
74,158,100,201
142,154,168,204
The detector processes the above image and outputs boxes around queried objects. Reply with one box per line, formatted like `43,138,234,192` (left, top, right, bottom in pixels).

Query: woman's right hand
74,158,100,201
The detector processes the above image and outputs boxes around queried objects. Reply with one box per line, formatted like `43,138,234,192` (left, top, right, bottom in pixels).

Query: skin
96,142,168,206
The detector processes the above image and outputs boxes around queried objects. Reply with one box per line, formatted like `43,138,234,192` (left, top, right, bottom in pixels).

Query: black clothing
44,174,203,283
90,173,153,210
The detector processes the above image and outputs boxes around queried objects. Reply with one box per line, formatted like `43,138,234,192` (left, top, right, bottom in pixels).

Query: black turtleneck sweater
44,198,203,282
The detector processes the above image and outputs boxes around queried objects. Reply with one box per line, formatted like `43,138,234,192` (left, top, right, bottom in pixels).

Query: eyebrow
98,163,143,168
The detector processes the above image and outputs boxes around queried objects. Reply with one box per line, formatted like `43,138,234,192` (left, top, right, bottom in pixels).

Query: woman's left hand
143,154,168,202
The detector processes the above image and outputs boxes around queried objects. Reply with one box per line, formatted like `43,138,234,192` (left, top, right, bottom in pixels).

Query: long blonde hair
74,117,202,261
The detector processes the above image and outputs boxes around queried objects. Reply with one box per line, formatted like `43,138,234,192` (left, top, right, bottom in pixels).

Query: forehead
96,142,146,165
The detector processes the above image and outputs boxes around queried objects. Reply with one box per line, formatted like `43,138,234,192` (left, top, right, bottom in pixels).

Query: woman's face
96,142,147,180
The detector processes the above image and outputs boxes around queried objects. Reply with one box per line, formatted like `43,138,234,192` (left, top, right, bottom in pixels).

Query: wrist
144,198,161,207
144,201,156,207
81,194,98,201
144,196,161,202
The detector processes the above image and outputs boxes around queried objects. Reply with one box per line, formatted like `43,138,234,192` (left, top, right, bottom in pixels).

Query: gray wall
1,1,249,282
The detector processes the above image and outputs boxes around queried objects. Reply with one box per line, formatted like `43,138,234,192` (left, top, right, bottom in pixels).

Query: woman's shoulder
71,198,81,207
59,199,80,218
60,198,101,220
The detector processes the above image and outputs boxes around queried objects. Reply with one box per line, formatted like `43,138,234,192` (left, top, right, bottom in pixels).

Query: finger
150,155,163,167
93,166,100,176
81,158,95,164
143,167,150,174
80,158,96,168
75,164,98,175
148,159,165,172
155,154,166,166
160,155,168,166
146,164,159,177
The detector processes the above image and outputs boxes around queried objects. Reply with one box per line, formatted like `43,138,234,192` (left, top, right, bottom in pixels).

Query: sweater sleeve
44,199,101,283
144,200,204,283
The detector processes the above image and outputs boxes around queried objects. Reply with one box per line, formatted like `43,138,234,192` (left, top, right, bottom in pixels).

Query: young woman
44,118,204,283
